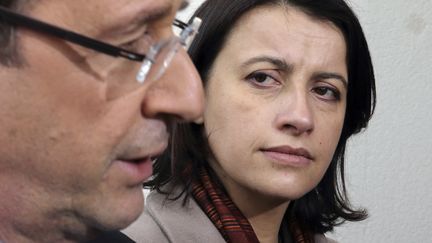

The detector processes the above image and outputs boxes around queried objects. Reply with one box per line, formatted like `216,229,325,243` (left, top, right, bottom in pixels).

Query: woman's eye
313,86,341,101
245,71,280,87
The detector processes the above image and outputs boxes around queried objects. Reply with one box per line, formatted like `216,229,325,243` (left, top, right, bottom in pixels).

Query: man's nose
140,48,205,122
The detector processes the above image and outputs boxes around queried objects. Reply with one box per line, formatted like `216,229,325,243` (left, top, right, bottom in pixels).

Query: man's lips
114,157,153,186
115,145,167,185
260,145,314,167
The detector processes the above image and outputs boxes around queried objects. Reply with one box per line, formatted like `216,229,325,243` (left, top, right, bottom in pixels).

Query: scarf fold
191,166,260,243
191,166,312,243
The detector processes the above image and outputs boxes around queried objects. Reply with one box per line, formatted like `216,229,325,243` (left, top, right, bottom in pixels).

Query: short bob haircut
146,0,376,234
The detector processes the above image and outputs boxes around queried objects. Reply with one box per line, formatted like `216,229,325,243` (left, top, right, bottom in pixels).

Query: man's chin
102,196,144,230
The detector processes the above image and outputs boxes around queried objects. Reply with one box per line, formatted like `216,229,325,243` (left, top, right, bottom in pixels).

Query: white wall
178,1,432,242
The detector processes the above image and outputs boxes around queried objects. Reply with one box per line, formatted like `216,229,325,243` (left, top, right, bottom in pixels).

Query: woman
125,0,376,242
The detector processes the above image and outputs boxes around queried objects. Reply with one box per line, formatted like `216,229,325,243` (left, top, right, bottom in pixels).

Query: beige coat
124,188,337,243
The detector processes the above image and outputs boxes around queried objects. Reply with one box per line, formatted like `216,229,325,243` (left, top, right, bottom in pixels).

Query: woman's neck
208,160,291,243
247,202,290,243
221,178,290,243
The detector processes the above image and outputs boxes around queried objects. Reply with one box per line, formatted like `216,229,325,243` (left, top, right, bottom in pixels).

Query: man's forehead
107,0,188,26
24,0,188,37
69,0,181,34
109,1,174,21
71,0,184,20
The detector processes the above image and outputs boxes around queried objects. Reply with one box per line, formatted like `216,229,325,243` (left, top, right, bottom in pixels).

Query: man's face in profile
0,0,203,238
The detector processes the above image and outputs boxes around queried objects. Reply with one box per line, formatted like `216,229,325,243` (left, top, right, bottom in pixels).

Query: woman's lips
261,145,313,167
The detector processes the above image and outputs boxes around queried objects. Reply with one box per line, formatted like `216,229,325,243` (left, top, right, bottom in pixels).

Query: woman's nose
274,90,314,136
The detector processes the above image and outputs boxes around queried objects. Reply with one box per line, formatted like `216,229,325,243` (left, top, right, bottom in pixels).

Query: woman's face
204,6,348,203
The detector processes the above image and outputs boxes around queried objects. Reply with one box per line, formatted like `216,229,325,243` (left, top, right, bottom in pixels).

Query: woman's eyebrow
312,72,348,87
241,55,293,72
242,56,348,87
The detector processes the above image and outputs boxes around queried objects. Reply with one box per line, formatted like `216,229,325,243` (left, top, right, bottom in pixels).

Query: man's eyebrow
132,1,188,26
142,9,169,23
130,3,172,26
241,56,293,72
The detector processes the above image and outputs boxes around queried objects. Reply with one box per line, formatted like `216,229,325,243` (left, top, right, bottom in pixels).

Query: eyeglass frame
0,6,201,84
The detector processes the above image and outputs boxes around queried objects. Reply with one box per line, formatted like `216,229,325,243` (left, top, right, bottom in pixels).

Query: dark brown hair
0,0,26,66
146,0,376,234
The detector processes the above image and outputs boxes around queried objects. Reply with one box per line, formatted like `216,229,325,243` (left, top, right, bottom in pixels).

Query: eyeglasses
0,6,202,95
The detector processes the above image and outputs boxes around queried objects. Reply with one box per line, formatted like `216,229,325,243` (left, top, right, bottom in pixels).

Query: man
0,0,204,242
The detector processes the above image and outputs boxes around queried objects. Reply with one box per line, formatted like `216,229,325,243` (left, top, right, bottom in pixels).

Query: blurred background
176,0,432,242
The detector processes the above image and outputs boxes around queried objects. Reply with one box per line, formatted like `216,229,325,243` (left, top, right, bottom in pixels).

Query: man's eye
120,40,137,50
120,33,153,52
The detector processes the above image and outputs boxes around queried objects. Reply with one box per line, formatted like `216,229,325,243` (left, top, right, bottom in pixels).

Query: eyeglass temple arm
0,6,201,61
0,6,146,61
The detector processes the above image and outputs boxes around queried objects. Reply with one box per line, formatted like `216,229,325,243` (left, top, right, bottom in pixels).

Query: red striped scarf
191,166,312,243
